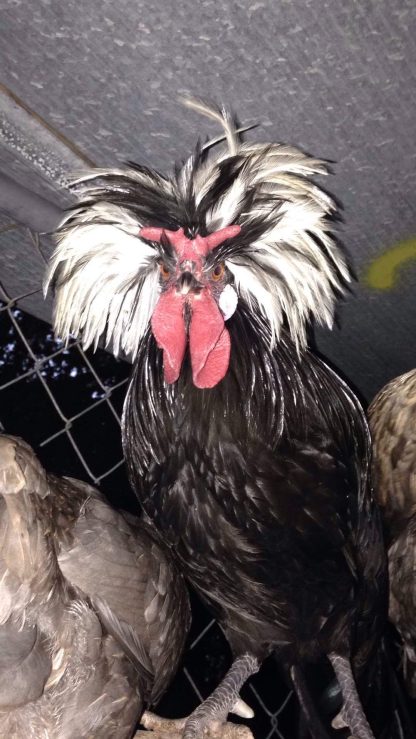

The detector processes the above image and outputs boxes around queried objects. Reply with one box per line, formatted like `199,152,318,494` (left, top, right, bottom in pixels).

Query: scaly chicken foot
138,654,258,739
328,653,374,739
134,712,184,739
136,711,254,738
183,654,258,739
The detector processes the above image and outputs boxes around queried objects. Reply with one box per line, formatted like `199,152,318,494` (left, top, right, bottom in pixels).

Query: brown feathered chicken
369,368,416,698
0,433,191,738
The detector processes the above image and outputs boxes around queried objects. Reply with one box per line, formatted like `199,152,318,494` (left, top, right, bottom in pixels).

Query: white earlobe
219,284,238,321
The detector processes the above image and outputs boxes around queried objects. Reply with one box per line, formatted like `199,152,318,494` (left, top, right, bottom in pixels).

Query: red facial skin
140,226,240,388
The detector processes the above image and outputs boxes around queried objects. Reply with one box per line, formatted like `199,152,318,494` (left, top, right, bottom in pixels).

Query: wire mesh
0,224,296,738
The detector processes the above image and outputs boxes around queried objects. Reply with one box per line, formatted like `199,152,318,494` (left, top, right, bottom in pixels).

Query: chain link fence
0,223,297,739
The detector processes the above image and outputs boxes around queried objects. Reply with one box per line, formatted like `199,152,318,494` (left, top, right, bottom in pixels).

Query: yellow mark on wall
364,237,416,289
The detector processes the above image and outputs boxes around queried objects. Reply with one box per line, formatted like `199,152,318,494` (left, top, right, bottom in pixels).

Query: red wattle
151,288,230,388
189,291,230,389
151,289,186,384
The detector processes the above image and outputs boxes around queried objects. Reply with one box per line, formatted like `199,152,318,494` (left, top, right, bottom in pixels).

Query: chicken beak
176,271,200,296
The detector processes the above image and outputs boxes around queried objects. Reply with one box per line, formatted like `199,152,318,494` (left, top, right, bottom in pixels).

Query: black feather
122,300,400,736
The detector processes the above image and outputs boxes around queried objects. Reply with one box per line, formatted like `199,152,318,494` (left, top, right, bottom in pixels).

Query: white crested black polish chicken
369,369,416,701
46,99,409,739
0,433,191,738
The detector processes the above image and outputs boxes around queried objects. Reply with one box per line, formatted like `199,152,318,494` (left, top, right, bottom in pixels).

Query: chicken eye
211,263,225,282
159,262,171,281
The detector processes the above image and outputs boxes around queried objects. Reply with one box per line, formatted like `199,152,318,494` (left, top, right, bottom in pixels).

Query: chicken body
369,368,416,698
47,99,406,738
0,434,190,738
123,315,392,738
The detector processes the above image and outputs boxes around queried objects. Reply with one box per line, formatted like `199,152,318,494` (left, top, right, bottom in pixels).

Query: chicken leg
138,654,258,739
328,654,375,739
136,712,253,738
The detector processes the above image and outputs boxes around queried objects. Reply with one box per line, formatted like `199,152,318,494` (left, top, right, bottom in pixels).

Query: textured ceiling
0,0,415,400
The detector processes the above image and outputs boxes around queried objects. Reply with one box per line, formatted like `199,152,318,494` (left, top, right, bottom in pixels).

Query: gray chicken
0,433,191,738
368,369,416,698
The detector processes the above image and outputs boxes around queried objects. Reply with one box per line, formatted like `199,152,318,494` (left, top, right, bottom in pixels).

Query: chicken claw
137,711,254,738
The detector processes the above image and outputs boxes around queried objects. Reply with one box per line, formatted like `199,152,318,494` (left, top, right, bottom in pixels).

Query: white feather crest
177,102,349,349
45,203,159,359
47,100,350,359
226,193,348,349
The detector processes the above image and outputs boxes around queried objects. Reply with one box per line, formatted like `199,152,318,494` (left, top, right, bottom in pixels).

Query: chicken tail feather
389,658,416,738
289,664,331,739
